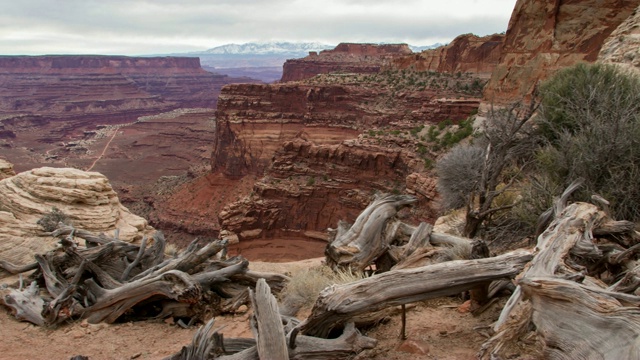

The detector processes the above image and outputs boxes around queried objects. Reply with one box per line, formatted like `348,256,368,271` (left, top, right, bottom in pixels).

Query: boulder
0,166,153,265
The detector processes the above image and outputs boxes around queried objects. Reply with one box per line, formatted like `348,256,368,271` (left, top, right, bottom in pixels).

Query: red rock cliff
212,77,480,180
0,55,235,121
483,0,638,104
391,33,504,78
281,43,412,82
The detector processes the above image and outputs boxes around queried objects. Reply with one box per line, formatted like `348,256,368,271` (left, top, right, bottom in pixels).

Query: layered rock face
218,138,438,243
598,5,640,74
213,79,479,179
391,34,504,78
0,166,153,264
196,68,482,246
483,0,638,104
0,56,231,124
281,43,412,82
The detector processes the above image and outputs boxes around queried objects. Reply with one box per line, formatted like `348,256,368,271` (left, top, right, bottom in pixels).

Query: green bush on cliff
537,63,640,221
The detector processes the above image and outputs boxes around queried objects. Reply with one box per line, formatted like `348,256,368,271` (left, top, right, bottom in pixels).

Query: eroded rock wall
391,33,504,78
483,0,638,104
212,80,479,180
219,138,438,242
598,5,640,75
281,43,412,82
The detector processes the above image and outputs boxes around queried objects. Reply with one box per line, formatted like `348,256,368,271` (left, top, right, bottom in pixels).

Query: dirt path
86,128,119,172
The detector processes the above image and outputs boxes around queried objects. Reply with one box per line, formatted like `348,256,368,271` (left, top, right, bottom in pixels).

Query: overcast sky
0,0,517,55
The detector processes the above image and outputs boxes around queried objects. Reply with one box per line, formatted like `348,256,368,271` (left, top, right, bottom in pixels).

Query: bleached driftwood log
296,249,532,339
325,194,417,271
481,183,640,359
167,282,377,360
0,225,287,327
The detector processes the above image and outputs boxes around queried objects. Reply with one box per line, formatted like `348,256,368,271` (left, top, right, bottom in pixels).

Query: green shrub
306,176,316,186
537,63,640,221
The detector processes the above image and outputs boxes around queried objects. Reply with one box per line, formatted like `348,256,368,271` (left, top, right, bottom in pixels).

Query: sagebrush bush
537,63,640,221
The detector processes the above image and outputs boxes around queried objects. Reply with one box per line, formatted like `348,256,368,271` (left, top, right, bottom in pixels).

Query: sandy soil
0,258,540,360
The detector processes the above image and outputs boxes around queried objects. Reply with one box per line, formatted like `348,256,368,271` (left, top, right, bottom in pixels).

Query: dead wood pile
0,225,287,327
4,187,640,359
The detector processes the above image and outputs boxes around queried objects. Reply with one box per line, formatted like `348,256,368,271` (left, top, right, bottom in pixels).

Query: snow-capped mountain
197,42,335,56
409,43,445,52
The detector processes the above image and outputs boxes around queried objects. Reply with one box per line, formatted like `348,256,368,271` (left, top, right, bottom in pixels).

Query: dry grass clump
280,265,366,315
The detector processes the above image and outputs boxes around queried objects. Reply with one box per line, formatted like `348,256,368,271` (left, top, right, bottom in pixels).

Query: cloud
0,0,516,55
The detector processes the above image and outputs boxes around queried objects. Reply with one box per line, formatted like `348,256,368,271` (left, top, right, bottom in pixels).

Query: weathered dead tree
325,193,489,275
250,279,289,359
480,181,640,359
167,280,377,360
297,249,532,339
325,194,417,272
0,225,288,327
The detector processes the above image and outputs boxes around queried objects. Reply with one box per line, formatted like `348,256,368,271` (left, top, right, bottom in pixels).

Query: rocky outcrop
281,43,412,82
0,166,153,264
483,0,638,104
218,138,437,243
391,33,504,78
213,79,480,179
0,159,15,180
598,5,640,74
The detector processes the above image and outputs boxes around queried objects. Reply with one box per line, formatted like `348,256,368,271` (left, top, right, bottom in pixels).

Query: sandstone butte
281,43,413,82
0,165,153,265
390,33,504,79
148,38,494,248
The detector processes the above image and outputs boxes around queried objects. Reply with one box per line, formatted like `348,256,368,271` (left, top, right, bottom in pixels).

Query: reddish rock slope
483,0,638,104
391,33,504,78
281,43,412,82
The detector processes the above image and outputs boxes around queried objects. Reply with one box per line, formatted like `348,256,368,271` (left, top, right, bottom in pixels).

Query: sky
0,0,517,56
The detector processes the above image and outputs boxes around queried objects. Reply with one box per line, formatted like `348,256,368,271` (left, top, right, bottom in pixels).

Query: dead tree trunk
297,250,532,338
250,278,289,360
481,198,640,359
325,194,417,271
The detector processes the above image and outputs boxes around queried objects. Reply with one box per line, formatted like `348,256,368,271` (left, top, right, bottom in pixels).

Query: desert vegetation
303,68,486,96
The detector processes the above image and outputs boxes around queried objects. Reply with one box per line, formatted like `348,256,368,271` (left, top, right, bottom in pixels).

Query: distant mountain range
162,41,445,83
193,42,334,56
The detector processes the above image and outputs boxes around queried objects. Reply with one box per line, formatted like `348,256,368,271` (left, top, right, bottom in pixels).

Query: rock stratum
391,33,504,78
483,0,638,104
151,56,486,248
281,43,412,82
0,165,153,265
